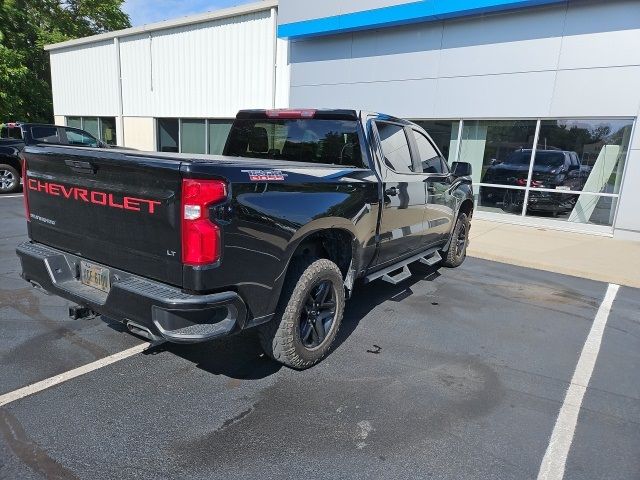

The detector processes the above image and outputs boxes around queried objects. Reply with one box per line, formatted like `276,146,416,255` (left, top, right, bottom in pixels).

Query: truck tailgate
23,146,184,287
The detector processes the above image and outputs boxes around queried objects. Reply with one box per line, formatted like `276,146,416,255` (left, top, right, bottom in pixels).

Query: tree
0,0,130,123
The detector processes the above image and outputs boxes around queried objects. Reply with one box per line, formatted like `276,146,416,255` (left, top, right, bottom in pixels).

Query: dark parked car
17,109,474,369
0,123,109,194
482,148,587,215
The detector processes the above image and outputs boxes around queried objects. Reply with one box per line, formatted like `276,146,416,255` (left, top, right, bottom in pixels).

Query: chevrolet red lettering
27,178,161,214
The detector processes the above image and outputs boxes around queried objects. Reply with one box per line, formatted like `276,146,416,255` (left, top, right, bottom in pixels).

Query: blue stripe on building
278,0,566,39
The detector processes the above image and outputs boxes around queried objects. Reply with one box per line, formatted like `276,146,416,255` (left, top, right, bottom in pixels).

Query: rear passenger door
409,128,455,245
371,120,427,267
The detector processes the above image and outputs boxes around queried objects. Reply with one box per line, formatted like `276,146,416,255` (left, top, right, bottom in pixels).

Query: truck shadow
156,262,442,380
334,262,441,351
153,333,282,380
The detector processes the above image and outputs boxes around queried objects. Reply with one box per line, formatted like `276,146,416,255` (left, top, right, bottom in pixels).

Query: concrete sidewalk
467,219,640,288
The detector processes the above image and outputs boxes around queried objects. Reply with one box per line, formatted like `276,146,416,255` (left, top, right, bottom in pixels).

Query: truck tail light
181,179,227,266
21,156,30,221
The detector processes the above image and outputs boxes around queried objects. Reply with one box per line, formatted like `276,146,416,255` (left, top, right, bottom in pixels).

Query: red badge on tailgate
241,170,287,181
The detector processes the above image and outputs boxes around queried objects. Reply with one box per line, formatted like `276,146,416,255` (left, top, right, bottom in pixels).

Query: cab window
1,125,23,140
375,122,413,174
65,128,99,147
413,130,447,174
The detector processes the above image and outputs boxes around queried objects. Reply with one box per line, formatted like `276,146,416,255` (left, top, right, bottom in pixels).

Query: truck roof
236,108,413,126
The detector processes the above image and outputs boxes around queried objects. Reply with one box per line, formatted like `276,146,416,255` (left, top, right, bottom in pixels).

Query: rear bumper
16,241,248,343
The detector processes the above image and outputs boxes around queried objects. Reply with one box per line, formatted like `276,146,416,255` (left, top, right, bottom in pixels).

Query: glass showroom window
181,119,206,154
413,120,460,163
525,119,633,227
157,118,234,154
66,117,117,145
208,120,233,155
456,119,538,217
157,118,179,152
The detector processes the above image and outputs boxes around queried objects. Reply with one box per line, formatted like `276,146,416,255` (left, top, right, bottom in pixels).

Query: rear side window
413,130,444,174
376,122,413,174
1,125,22,139
30,126,60,144
224,119,363,167
65,128,99,147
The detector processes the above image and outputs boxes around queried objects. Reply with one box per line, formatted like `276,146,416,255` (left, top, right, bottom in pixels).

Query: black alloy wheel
300,279,337,349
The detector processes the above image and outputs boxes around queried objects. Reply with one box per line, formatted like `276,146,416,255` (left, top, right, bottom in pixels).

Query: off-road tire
441,213,470,268
258,257,345,369
0,164,20,194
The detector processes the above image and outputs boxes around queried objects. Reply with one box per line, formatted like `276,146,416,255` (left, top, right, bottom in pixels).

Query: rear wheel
0,165,20,194
258,257,345,369
441,213,470,268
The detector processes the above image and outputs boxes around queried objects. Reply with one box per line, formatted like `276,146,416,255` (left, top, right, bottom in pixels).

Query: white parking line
0,194,24,199
537,283,620,480
0,342,150,407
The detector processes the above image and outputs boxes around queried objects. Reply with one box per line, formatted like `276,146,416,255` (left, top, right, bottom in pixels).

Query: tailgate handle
65,159,97,174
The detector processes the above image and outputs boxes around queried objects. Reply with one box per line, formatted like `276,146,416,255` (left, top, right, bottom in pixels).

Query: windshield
534,151,566,167
503,151,532,165
224,119,363,167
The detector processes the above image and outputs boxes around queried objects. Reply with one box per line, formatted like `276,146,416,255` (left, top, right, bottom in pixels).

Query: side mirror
451,161,472,177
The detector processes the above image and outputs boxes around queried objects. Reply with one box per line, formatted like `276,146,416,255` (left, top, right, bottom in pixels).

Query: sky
122,0,257,26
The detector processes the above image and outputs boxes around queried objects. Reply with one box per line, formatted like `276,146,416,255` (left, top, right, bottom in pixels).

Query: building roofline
45,0,278,51
278,0,565,39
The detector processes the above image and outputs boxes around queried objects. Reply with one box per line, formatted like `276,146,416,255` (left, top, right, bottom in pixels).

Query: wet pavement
1,195,638,480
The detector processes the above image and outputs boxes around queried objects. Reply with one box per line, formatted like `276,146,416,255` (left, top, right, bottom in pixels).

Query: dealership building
45,0,640,240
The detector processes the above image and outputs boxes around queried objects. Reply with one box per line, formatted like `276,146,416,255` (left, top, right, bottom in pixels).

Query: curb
467,251,640,289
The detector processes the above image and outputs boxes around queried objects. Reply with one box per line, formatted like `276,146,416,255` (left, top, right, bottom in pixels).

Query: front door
372,121,427,267
409,129,456,245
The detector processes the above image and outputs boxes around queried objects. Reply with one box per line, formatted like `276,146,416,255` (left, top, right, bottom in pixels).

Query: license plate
80,261,111,293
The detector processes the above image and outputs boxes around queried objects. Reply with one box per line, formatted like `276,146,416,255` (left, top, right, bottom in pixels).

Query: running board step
364,247,441,285
382,265,412,285
419,250,441,266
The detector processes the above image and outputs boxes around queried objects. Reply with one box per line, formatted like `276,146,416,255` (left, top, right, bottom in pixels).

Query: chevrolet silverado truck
0,122,108,194
482,148,587,215
16,109,474,369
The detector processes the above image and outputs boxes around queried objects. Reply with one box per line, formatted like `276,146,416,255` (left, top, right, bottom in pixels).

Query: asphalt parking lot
1,194,639,480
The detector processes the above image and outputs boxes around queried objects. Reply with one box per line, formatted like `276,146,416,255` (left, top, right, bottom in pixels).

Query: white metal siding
119,10,275,118
50,41,119,117
289,0,640,120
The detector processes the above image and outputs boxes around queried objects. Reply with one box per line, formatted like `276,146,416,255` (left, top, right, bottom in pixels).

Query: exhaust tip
126,321,162,342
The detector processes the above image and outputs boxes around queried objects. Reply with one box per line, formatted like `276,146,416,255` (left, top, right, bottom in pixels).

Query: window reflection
476,186,525,216
525,192,617,226
457,120,537,186
533,119,632,194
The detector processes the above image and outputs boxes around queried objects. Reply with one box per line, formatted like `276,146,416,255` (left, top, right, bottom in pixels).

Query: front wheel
258,257,345,369
441,213,470,268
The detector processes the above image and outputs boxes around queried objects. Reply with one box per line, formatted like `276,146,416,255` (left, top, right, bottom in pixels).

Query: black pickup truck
17,109,474,369
0,123,108,194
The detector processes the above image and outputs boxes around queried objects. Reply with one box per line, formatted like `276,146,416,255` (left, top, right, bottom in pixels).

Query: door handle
64,159,97,174
385,187,398,196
